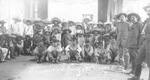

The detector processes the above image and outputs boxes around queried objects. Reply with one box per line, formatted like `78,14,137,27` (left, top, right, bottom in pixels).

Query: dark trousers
128,48,138,73
134,41,150,78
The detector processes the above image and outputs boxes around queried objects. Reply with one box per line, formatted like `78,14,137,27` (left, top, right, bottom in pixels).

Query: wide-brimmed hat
68,21,75,24
128,13,141,21
76,23,84,30
117,13,127,19
62,27,72,33
23,18,34,24
33,18,41,23
143,3,150,12
83,18,90,22
12,16,21,22
41,19,51,24
51,27,61,33
51,17,61,24
90,27,104,34
104,22,113,26
103,34,111,40
0,20,6,24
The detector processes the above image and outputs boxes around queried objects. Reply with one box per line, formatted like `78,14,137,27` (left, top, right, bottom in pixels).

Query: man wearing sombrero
116,13,130,72
51,17,61,28
0,20,7,35
23,18,34,37
126,13,143,75
128,3,150,80
68,20,76,35
9,16,22,36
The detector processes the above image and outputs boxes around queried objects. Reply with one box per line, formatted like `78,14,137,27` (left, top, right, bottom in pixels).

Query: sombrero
23,18,34,24
51,27,61,33
127,13,141,21
62,27,72,33
76,23,84,30
41,19,51,24
117,13,127,19
68,21,75,24
103,34,111,40
83,18,90,22
143,3,150,12
0,20,6,24
51,17,61,24
12,16,21,22
104,22,113,26
33,18,41,23
91,27,103,33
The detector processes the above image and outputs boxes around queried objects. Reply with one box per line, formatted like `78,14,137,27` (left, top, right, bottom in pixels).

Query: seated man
82,40,94,62
47,39,62,63
65,36,82,62
33,42,47,63
0,35,9,62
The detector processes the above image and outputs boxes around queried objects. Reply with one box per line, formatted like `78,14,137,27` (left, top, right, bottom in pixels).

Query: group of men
0,3,150,80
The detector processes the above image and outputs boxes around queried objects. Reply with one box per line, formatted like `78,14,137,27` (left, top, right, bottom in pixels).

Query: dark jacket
126,22,143,49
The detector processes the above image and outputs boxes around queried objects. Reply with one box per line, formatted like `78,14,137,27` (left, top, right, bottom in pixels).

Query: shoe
128,76,140,80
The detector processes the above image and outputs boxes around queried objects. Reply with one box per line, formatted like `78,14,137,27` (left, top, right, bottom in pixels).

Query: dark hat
51,27,61,33
117,13,127,19
143,3,150,12
51,17,61,24
62,27,72,33
128,13,141,21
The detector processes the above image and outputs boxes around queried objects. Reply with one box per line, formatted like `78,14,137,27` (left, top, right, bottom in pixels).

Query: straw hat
51,17,61,24
128,13,141,21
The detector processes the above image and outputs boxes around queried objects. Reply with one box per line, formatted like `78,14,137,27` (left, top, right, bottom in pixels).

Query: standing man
128,3,150,80
23,19,34,37
0,20,7,35
126,13,143,74
9,16,22,36
115,13,130,71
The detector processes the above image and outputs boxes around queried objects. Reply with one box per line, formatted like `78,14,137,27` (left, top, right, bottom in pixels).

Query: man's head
128,13,141,22
53,39,59,47
26,20,32,26
143,3,150,17
117,13,127,21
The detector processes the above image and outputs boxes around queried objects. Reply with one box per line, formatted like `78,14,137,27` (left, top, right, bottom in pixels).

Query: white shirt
69,26,76,35
65,44,82,53
9,22,23,36
23,24,33,37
